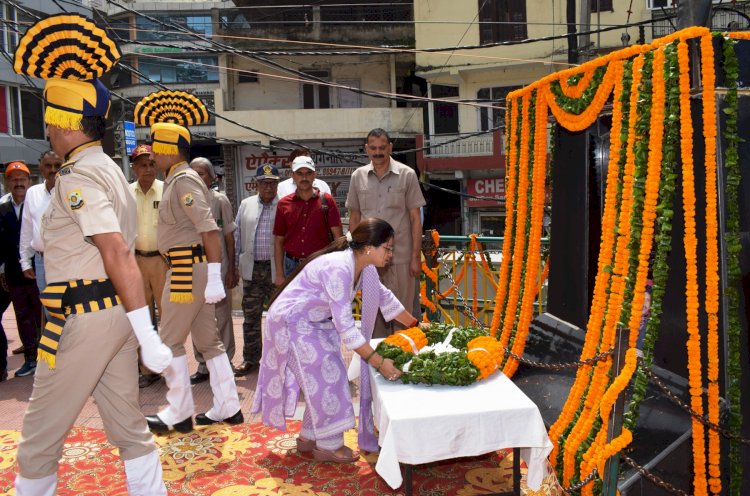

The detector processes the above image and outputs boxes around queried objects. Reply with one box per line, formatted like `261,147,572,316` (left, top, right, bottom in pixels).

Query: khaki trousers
135,254,167,318
160,262,225,360
195,260,234,373
17,306,156,478
373,262,415,338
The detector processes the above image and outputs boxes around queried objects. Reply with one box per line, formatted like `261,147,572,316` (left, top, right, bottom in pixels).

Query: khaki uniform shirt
130,178,163,252
43,143,137,283
157,162,218,254
345,158,425,265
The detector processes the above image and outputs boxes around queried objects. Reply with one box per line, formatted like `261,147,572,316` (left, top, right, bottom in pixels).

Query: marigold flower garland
543,63,617,132
383,328,428,354
579,48,666,492
498,92,534,353
558,67,598,99
503,93,549,377
562,54,644,486
489,97,521,338
467,336,503,379
700,33,721,496
678,38,708,496
548,58,629,469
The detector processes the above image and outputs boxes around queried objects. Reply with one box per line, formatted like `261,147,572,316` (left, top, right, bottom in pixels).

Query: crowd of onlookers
0,127,425,386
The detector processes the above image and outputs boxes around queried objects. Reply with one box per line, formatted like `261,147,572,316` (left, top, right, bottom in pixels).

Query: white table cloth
367,363,553,491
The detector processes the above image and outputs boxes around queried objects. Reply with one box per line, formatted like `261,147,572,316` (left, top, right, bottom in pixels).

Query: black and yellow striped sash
39,278,121,369
165,244,207,303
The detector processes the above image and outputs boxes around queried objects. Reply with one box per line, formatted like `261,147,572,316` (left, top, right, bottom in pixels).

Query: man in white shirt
20,150,63,294
276,152,331,198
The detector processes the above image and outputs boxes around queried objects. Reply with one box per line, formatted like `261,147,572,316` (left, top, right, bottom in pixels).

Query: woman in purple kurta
251,218,421,463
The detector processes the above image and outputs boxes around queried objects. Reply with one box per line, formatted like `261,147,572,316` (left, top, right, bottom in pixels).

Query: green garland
624,41,681,431
721,35,743,496
549,66,607,115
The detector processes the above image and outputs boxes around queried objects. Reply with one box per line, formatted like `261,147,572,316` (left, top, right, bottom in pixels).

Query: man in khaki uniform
346,128,426,338
189,157,237,384
130,144,168,388
134,91,242,433
12,14,170,495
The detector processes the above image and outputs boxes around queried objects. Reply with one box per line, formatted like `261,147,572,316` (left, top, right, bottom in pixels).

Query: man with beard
345,128,426,338
273,156,343,285
0,162,42,377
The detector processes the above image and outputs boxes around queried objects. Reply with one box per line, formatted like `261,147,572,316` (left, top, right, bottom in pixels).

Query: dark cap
256,164,280,180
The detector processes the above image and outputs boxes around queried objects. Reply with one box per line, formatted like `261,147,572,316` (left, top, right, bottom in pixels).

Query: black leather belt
254,260,271,265
286,255,303,263
136,250,161,257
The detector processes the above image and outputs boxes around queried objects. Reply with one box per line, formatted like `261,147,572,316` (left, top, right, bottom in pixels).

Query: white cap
291,156,315,172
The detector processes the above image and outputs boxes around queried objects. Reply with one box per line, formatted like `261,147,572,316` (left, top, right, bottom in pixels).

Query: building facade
413,0,653,235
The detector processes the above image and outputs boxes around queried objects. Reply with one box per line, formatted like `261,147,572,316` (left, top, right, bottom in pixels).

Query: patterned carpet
0,421,563,495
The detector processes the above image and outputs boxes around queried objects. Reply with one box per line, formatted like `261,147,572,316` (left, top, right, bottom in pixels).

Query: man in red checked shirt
273,156,343,286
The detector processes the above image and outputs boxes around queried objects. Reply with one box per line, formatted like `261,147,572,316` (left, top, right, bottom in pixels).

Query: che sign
466,177,505,207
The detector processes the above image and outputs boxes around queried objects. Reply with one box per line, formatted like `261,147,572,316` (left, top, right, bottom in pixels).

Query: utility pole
567,0,578,64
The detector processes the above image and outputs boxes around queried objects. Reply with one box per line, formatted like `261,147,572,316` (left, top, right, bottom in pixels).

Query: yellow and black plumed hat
13,14,121,130
134,91,210,155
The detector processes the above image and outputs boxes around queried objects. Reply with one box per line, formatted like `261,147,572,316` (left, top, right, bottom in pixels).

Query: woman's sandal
296,436,315,453
312,446,360,463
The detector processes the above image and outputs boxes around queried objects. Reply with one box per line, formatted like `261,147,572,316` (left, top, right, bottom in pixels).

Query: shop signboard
466,177,504,207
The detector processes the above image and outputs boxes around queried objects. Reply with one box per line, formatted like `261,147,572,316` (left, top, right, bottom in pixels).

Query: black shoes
139,373,161,388
146,415,193,434
195,409,244,426
233,361,257,377
190,371,209,385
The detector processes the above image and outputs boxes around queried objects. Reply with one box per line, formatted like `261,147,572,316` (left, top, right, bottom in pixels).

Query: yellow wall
415,0,653,134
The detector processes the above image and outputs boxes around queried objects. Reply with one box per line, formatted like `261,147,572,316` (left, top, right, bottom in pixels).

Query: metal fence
652,3,750,38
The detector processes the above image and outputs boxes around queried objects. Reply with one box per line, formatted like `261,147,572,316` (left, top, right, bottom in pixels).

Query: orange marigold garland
467,336,503,379
678,38,708,496
548,58,628,469
498,92,533,353
383,327,428,354
490,97,521,338
558,67,598,99
503,91,549,377
562,54,644,486
580,47,667,489
700,33,722,496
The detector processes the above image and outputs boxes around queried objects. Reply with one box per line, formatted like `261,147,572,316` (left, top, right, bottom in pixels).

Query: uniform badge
182,193,194,207
67,189,84,210
58,166,72,176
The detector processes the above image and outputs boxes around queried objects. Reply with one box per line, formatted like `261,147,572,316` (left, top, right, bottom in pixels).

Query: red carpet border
0,421,563,495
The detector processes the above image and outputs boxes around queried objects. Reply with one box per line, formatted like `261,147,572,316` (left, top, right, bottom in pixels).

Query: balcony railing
424,133,495,158
652,2,750,38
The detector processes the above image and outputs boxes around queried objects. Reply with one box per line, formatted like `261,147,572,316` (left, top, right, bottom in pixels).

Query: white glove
127,306,172,373
204,262,226,304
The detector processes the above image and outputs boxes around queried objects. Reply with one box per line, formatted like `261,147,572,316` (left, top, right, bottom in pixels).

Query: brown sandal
296,436,315,453
312,446,360,463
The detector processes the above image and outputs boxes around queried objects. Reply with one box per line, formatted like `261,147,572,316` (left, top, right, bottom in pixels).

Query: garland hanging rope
465,25,744,494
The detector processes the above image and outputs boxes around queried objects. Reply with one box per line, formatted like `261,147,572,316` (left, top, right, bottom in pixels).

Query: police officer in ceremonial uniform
12,15,170,495
134,91,242,433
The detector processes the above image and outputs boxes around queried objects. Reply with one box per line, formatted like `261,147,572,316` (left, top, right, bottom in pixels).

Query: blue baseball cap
256,164,280,180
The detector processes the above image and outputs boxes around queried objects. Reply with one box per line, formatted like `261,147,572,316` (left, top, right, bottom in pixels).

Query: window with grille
591,0,613,12
301,70,331,109
478,0,527,44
